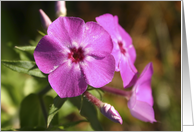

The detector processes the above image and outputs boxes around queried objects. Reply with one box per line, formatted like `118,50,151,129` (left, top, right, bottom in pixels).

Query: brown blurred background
1,1,181,131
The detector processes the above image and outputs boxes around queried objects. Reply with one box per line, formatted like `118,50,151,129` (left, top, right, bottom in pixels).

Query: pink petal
47,17,85,47
119,56,138,88
135,62,154,106
111,47,121,72
117,23,132,44
34,35,68,74
95,13,118,39
128,62,156,123
117,19,136,64
81,54,115,88
81,21,113,56
48,61,88,98
96,13,137,73
128,99,156,123
96,14,121,70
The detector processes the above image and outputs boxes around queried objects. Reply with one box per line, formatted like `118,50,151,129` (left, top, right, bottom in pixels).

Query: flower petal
47,17,85,47
81,54,115,88
135,62,154,106
119,56,138,88
81,21,113,56
95,13,118,39
34,35,68,74
128,99,156,123
117,19,136,64
48,61,88,98
111,49,121,71
127,62,156,123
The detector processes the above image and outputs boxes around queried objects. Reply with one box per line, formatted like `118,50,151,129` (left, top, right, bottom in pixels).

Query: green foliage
47,95,67,128
19,94,57,129
37,30,47,36
15,45,36,52
69,96,104,131
14,47,35,61
1,60,46,78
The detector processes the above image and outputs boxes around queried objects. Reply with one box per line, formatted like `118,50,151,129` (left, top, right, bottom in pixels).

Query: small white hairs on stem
100,103,123,124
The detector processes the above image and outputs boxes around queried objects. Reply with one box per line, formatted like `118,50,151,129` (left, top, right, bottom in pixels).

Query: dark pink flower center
68,47,85,63
118,41,126,55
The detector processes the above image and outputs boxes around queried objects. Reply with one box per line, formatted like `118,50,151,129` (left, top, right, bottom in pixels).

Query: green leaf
19,94,54,128
69,96,103,131
14,45,36,61
47,95,67,128
15,45,36,51
1,60,46,78
37,30,47,36
15,49,34,61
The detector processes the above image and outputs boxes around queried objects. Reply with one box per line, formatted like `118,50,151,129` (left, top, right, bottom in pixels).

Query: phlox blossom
34,16,115,98
96,13,138,88
128,62,156,123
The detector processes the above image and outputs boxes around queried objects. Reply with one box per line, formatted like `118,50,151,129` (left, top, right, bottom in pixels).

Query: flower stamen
68,47,85,63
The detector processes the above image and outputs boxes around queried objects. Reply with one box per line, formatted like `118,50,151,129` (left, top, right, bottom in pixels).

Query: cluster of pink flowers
34,1,156,125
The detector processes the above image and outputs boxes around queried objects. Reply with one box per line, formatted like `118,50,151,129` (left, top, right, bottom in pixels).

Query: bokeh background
1,1,181,131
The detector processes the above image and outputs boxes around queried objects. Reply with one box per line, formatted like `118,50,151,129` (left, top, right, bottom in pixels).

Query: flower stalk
83,91,103,108
101,86,132,100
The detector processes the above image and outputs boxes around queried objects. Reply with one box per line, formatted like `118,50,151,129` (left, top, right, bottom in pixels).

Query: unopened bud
100,103,123,124
39,9,52,31
55,1,67,17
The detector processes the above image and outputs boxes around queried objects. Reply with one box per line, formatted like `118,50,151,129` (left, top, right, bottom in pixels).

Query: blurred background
1,1,181,131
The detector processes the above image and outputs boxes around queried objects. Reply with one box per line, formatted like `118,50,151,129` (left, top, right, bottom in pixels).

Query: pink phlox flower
34,16,115,98
96,13,138,88
128,62,156,123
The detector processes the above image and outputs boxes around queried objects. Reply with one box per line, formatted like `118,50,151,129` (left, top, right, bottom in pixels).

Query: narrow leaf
14,45,36,61
37,30,47,36
1,60,46,78
15,45,36,51
69,96,103,131
47,95,67,128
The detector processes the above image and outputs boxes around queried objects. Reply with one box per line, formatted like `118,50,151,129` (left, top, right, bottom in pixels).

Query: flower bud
55,1,67,17
39,9,52,31
100,103,123,124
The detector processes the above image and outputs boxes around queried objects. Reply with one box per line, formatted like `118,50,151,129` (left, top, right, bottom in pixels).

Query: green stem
37,85,51,126
39,96,48,125
83,91,103,108
101,86,132,100
38,85,51,96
